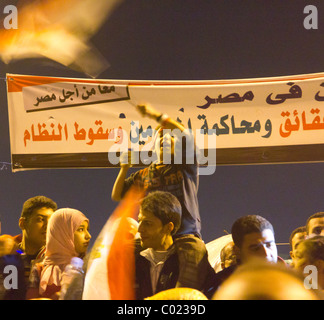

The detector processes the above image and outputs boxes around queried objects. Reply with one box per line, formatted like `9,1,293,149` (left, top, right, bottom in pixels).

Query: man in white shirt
134,189,216,300
135,191,182,299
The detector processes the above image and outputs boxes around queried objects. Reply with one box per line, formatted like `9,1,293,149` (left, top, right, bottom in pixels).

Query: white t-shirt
140,246,175,294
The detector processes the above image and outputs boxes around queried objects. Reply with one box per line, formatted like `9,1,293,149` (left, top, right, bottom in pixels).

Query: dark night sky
0,0,323,258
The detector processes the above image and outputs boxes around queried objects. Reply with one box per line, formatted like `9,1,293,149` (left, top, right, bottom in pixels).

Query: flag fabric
82,187,143,300
0,0,122,77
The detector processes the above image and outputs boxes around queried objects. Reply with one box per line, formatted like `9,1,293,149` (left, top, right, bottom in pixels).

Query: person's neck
156,153,174,166
20,237,42,256
155,237,173,251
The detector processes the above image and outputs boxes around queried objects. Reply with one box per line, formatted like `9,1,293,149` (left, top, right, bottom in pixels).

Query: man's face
307,217,324,237
239,229,278,264
20,207,54,249
138,209,170,251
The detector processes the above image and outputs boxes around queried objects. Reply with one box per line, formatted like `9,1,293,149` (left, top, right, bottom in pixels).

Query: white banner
6,72,324,171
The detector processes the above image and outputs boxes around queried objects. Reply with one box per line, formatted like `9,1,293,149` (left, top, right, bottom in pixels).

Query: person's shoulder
210,264,237,285
203,265,237,299
13,234,22,244
218,265,237,277
128,167,146,179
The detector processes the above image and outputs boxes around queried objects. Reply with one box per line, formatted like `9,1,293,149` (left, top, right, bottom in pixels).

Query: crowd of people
0,104,324,300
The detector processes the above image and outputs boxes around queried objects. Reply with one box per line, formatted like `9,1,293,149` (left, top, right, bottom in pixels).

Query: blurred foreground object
82,187,143,300
0,235,18,256
212,259,324,300
0,0,122,77
145,287,208,300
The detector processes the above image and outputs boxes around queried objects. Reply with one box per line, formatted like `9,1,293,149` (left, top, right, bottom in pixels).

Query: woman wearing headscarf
27,208,91,299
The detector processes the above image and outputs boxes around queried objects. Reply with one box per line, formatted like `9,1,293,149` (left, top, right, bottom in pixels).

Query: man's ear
165,222,174,234
19,217,26,231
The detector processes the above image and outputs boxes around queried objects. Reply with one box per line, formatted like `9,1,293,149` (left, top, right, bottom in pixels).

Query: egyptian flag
0,0,122,77
82,187,143,300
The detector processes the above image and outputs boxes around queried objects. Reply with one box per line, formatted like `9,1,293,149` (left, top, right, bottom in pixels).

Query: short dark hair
21,195,57,220
306,212,324,234
140,191,182,235
289,226,306,249
220,241,234,263
231,215,274,249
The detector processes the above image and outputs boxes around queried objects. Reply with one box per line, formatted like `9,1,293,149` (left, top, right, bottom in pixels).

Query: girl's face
74,220,91,256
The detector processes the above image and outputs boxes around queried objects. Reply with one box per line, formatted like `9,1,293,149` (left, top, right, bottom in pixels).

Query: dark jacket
203,265,237,299
135,250,179,300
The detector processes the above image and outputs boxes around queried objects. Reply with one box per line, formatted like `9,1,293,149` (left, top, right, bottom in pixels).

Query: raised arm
136,104,185,132
111,104,188,201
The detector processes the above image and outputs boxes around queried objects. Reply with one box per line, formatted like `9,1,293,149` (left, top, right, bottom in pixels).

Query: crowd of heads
216,212,324,300
0,195,93,300
1,193,324,300
122,195,324,300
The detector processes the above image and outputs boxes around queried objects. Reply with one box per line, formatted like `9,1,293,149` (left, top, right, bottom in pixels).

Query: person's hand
120,151,132,168
136,104,160,120
0,236,18,257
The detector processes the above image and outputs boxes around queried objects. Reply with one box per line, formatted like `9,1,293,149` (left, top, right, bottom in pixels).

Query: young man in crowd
306,212,324,238
204,214,279,298
18,196,57,282
135,191,213,299
0,196,56,300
